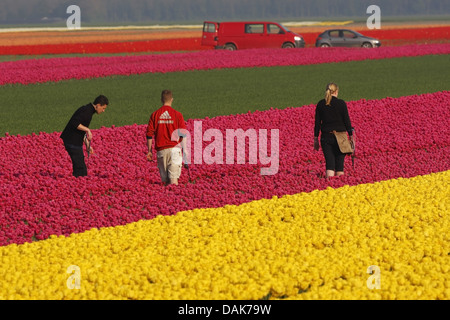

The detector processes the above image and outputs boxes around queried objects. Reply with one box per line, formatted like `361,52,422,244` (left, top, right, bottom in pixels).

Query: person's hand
88,146,94,155
314,138,320,151
183,149,190,161
182,150,189,165
86,129,93,141
146,152,153,161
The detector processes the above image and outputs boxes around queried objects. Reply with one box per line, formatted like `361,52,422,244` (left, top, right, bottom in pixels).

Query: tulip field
1,25,449,54
1,43,450,86
0,23,449,301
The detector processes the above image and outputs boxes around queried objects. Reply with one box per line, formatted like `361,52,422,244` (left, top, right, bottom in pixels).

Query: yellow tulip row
0,171,449,300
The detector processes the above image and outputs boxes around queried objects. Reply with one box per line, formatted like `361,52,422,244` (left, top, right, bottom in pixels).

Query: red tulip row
1,43,449,85
0,37,206,55
1,91,449,246
360,26,450,40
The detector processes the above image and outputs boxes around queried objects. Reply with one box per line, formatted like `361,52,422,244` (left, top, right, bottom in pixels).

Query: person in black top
60,95,109,177
314,83,354,178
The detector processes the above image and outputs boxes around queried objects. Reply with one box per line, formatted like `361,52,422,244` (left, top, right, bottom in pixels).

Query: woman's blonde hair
325,83,339,106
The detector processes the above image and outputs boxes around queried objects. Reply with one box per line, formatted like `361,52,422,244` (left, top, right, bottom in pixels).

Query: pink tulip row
1,91,449,246
1,43,449,85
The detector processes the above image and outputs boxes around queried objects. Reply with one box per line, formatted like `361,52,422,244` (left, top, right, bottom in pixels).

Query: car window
329,30,340,38
245,24,264,34
268,24,283,34
342,30,357,38
203,23,216,33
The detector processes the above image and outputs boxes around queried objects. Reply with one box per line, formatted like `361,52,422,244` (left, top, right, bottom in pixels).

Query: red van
201,21,305,50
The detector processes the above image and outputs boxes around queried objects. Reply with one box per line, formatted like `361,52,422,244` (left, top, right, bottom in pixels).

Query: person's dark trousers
64,143,87,177
320,132,346,172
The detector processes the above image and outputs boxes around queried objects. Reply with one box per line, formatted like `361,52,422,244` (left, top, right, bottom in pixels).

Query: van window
245,24,264,34
203,23,216,33
268,24,284,34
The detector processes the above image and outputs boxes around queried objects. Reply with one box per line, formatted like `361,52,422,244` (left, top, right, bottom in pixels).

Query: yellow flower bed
0,171,449,300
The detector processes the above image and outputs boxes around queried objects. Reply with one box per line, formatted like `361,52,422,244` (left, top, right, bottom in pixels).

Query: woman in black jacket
314,83,354,178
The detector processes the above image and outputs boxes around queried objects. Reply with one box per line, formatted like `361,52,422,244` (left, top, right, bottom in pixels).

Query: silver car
315,29,381,48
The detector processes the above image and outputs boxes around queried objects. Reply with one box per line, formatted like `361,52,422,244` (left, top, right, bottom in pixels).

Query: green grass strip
0,55,448,136
0,51,187,63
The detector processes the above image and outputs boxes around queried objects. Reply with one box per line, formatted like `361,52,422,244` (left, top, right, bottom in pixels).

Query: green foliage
0,55,448,136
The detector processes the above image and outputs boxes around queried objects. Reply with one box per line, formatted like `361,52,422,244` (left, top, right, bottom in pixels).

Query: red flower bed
0,37,206,55
362,26,450,41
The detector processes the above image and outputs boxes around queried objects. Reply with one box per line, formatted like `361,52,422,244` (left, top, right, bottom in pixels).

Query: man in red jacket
146,90,187,185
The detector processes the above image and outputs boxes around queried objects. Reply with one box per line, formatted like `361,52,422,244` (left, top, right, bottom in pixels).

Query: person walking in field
314,83,354,178
60,95,109,177
146,90,188,185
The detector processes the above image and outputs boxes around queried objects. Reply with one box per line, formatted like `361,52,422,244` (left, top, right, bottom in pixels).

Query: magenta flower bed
1,91,449,246
1,44,449,85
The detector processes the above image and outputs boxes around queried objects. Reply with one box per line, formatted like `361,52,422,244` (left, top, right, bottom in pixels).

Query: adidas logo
160,111,171,120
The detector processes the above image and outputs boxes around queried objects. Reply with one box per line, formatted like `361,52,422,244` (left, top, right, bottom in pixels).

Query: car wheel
282,42,294,49
362,42,373,48
320,43,330,48
224,43,236,51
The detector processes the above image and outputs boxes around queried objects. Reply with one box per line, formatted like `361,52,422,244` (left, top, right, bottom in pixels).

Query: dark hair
93,95,109,106
161,90,173,104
